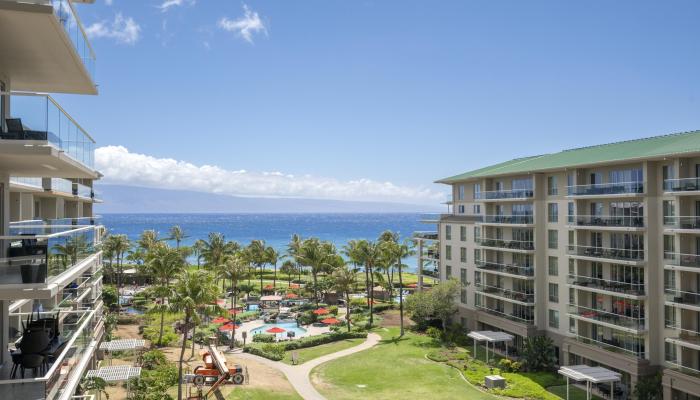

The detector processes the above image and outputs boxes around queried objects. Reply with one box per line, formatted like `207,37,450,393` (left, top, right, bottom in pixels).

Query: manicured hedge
252,333,275,343
243,331,368,361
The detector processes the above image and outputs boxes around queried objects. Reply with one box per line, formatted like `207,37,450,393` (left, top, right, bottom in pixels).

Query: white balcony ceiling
0,141,98,178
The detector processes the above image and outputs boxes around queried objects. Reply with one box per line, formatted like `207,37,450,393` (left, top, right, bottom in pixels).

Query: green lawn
311,327,497,400
547,385,603,400
280,338,364,365
225,387,303,400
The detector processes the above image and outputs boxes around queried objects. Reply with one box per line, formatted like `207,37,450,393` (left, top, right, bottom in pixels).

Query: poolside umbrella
313,308,329,315
321,317,340,325
266,327,286,334
219,321,241,331
212,317,229,324
285,293,299,299
228,307,244,315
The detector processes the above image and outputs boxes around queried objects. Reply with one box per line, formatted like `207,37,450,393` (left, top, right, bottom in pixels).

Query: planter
20,264,47,284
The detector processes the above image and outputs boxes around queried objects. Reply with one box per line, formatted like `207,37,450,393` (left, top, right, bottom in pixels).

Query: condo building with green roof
415,130,700,399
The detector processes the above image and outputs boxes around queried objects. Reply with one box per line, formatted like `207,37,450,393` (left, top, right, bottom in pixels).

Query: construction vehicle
187,344,247,399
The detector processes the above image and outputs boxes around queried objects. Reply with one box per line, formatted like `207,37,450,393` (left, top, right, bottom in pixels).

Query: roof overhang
0,141,99,178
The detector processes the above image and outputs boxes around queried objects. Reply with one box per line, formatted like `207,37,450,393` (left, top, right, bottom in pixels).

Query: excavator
186,344,248,399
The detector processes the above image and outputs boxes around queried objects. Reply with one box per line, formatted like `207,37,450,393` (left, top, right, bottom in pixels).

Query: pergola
100,339,146,366
558,365,621,400
467,331,514,363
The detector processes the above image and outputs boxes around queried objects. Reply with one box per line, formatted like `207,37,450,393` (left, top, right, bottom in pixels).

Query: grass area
280,338,364,365
547,385,602,400
311,327,497,400
225,387,303,400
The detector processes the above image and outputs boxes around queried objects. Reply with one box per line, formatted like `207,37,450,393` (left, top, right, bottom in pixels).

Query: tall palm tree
332,264,357,332
383,238,415,337
192,239,206,270
247,240,267,294
105,234,130,312
137,229,159,252
201,233,227,288
343,240,367,305
297,238,336,306
280,260,296,287
219,253,248,349
357,240,381,326
265,246,279,289
147,244,185,346
52,234,91,269
170,270,218,400
168,225,186,249
378,230,400,301
287,234,304,283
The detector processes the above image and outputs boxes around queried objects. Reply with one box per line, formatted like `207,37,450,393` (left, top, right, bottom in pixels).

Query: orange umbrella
212,317,229,324
228,307,244,315
264,284,274,290
321,317,340,325
313,308,329,315
285,293,299,299
218,321,241,331
266,327,286,334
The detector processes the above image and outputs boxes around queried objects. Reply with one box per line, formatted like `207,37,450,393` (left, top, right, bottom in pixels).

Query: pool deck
232,320,331,342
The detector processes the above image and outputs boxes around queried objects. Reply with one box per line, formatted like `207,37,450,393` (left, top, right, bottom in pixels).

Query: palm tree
104,234,130,312
170,270,218,400
383,238,415,336
219,253,248,349
280,260,296,287
297,238,336,306
287,234,304,283
147,244,185,346
378,230,400,299
169,225,186,249
332,264,357,332
247,240,267,294
357,240,381,326
137,229,159,252
265,246,279,289
343,240,367,305
192,239,206,270
52,234,91,270
201,233,227,289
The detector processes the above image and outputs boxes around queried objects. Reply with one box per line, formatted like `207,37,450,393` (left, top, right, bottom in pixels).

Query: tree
287,234,304,283
52,234,91,269
521,336,557,371
104,234,130,312
430,279,460,331
297,238,337,306
280,260,296,287
170,270,218,400
219,253,248,349
168,225,186,249
81,376,109,400
332,265,357,332
633,372,662,400
357,240,382,326
381,237,415,336
201,233,228,288
192,239,206,270
265,246,279,289
138,230,159,252
378,230,400,299
147,244,185,346
404,290,434,330
247,240,267,294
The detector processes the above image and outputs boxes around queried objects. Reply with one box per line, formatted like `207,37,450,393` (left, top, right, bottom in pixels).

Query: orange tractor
187,345,247,399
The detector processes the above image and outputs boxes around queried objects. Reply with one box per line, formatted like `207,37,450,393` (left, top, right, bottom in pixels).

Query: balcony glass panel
74,182,92,198
567,245,644,261
567,274,645,295
572,215,644,228
567,182,644,196
665,288,700,306
476,237,534,251
49,178,73,194
475,304,535,324
9,177,42,188
482,215,533,224
573,334,645,358
474,189,534,200
663,216,700,230
475,260,534,277
4,93,95,169
567,304,645,330
413,231,438,240
51,0,96,81
474,283,535,303
664,178,700,192
664,253,700,269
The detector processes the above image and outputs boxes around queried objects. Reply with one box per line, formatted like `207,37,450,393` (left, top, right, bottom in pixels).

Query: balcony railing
475,283,535,303
51,0,96,82
572,334,645,358
0,224,99,285
567,245,644,261
475,304,535,324
9,177,43,189
2,93,95,169
664,252,700,269
421,269,440,279
73,182,93,198
46,177,74,194
567,181,644,196
664,178,700,193
663,216,700,230
413,231,438,240
474,189,534,200
481,214,533,224
567,274,645,296
476,237,534,251
571,215,644,228
665,361,700,379
665,288,700,306
665,324,700,346
567,304,645,330
475,260,535,277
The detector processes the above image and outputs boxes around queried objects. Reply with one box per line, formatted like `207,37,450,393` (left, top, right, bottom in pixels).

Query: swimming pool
250,321,307,337
247,304,260,311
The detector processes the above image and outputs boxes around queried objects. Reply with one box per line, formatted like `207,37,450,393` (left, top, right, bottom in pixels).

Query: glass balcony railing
573,334,645,358
474,189,534,200
413,231,438,240
475,304,535,324
665,288,700,306
663,216,700,230
421,269,440,279
481,214,533,224
0,225,98,285
567,274,645,295
9,177,43,189
567,304,646,330
664,252,700,269
51,0,96,82
567,182,644,196
664,178,700,192
665,361,700,379
571,215,644,228
2,93,95,169
474,283,535,303
476,237,535,251
73,182,93,198
567,245,644,261
47,177,74,194
665,324,700,346
475,260,535,277
422,249,440,261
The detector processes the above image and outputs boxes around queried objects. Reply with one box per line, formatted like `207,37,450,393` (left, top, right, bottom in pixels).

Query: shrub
243,331,367,361
426,326,443,340
142,323,178,346
521,336,557,372
426,350,449,362
328,305,339,315
141,349,169,369
349,298,367,308
252,333,276,343
372,303,395,313
498,358,522,372
244,343,285,361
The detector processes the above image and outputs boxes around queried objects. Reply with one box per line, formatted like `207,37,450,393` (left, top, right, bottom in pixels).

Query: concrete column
645,161,663,366
533,173,547,330
20,193,33,221
0,300,7,365
9,191,20,221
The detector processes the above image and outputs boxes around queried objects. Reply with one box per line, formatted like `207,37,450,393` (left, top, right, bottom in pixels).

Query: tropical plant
138,230,160,252
430,278,460,331
297,238,337,306
265,246,279,288
192,239,206,270
356,240,382,326
168,225,186,249
103,234,130,311
219,253,248,349
280,260,296,287
201,233,232,291
52,234,91,269
382,236,415,336
633,372,662,400
521,336,557,371
287,233,304,282
81,376,109,400
147,244,185,346
246,240,268,294
332,264,357,332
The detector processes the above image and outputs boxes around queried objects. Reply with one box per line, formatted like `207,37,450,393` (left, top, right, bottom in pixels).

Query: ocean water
101,213,427,271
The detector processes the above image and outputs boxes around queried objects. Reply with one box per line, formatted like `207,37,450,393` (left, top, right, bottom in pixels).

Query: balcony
421,268,440,279
664,253,700,272
474,189,534,201
567,274,645,298
475,260,535,279
665,326,700,350
567,245,645,265
569,215,645,230
476,237,534,252
479,214,533,225
665,288,700,309
0,93,97,177
419,213,440,223
475,304,535,325
9,177,43,190
0,0,96,93
664,178,700,194
663,216,700,232
570,334,645,358
73,182,93,199
567,181,644,197
0,303,103,399
474,283,535,305
421,248,440,261
567,304,646,332
413,231,438,241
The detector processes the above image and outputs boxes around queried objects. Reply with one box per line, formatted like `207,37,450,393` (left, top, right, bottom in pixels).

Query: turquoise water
251,321,307,336
247,304,260,311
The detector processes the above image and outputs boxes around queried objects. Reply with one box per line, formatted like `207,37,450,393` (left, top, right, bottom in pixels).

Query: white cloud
218,4,266,43
95,146,444,204
85,13,141,45
105,0,113,5
159,0,195,12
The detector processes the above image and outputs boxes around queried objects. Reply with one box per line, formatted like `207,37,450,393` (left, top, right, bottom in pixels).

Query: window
445,225,452,240
663,200,675,225
549,283,559,303
460,268,467,285
665,305,676,328
569,318,576,333
665,341,677,362
460,226,467,241
474,226,481,242
568,231,574,250
548,256,558,276
569,288,575,304
664,269,676,290
664,235,675,259
460,289,467,304
567,202,574,223
548,203,559,223
548,176,558,196
569,259,575,275
446,265,452,279
474,249,481,263
445,245,452,260
548,230,558,249
473,204,481,214
663,164,675,181
457,185,465,201
458,205,465,214
512,178,533,191
549,309,559,329
473,183,481,199
460,247,467,263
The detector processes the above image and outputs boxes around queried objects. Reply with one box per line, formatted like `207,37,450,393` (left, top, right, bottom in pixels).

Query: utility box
485,375,506,389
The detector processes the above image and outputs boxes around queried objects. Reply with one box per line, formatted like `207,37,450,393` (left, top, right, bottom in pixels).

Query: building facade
0,1,105,399
417,131,700,399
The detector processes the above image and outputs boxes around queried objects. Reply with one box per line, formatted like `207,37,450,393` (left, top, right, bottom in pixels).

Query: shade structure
100,339,146,352
321,317,340,325
467,331,514,363
266,327,286,334
212,317,230,324
313,308,329,315
558,365,621,400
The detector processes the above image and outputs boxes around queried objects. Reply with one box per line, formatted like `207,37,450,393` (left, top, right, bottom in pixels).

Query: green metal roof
437,130,700,184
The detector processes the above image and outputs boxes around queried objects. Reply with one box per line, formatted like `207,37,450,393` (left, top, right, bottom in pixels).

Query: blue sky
58,0,700,204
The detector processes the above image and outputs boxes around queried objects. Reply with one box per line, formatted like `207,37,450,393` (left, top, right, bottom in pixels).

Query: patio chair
19,354,46,378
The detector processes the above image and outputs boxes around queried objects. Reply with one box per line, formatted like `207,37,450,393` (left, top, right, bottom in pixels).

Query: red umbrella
228,307,244,315
313,308,329,315
285,293,299,299
321,317,340,325
264,284,274,290
212,317,229,324
266,327,286,334
219,323,235,331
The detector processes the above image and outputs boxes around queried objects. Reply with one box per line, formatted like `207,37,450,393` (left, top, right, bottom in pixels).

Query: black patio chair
19,354,46,378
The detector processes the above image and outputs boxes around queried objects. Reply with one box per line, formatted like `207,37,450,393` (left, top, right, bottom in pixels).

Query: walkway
232,333,381,400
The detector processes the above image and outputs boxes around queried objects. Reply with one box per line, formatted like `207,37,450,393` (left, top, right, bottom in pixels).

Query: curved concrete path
233,333,381,400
